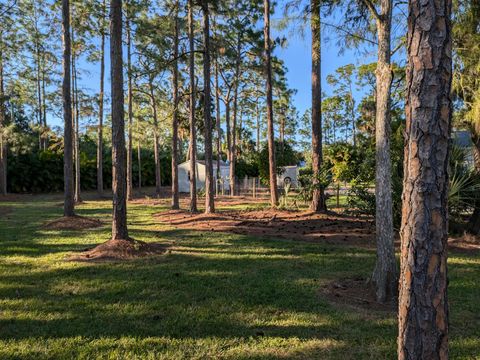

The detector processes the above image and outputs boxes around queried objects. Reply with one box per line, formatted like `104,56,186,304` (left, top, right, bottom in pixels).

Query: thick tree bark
361,0,398,303
263,0,278,207
148,80,162,197
398,0,452,358
188,0,198,213
126,12,133,201
110,0,128,240
0,31,7,196
62,0,75,217
97,0,106,196
202,0,215,213
171,1,180,210
310,0,326,213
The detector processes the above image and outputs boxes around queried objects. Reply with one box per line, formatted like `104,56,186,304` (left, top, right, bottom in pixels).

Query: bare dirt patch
320,277,396,313
155,209,376,247
68,239,168,262
43,216,103,231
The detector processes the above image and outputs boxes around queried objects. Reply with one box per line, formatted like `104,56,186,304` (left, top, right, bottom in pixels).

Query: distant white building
178,160,230,193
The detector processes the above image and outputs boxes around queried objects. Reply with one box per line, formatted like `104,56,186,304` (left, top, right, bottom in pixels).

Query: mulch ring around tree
67,238,169,262
43,215,104,231
320,277,397,313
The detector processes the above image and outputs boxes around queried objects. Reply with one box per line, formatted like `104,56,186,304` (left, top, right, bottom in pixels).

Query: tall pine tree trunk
35,42,43,150
225,99,231,162
137,115,142,190
72,41,81,204
171,0,180,210
62,0,75,217
362,0,398,303
256,102,260,151
97,0,106,196
398,0,452,357
188,0,197,213
202,0,215,213
110,0,128,240
263,0,278,207
126,11,133,201
310,0,326,213
74,76,81,202
230,38,241,197
0,31,7,196
148,79,161,197
214,57,222,181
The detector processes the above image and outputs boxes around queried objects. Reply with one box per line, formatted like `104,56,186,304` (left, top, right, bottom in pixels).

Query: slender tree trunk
0,31,7,196
35,42,43,150
137,121,142,190
97,0,106,196
225,99,231,162
148,80,161,197
362,0,398,303
398,0,452,358
71,31,82,204
310,0,326,213
202,0,215,213
110,0,128,240
126,12,133,201
263,0,278,207
229,39,241,196
41,56,47,147
73,56,81,203
171,0,180,210
188,0,197,213
62,0,75,217
214,57,222,181
256,102,261,151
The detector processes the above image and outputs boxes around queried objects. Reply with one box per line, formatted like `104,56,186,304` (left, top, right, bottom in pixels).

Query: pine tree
110,0,128,240
398,0,452,357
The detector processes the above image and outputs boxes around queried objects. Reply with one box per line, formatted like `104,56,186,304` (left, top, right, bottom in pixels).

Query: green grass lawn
0,194,479,359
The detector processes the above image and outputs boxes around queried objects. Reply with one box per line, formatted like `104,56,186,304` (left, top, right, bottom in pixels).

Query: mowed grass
0,194,479,359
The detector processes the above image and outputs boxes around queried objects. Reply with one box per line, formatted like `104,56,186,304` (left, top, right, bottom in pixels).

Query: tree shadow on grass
0,201,478,358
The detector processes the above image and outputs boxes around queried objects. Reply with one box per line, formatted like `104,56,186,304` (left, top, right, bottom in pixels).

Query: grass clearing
0,194,479,359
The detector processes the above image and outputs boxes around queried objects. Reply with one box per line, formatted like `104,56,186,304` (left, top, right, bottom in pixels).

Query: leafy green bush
7,137,172,193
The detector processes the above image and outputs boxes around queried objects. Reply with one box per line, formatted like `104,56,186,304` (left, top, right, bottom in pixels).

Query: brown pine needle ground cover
155,209,376,248
68,238,168,262
43,215,103,231
0,192,479,359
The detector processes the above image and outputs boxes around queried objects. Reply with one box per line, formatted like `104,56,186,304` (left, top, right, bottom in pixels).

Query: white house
178,160,231,193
